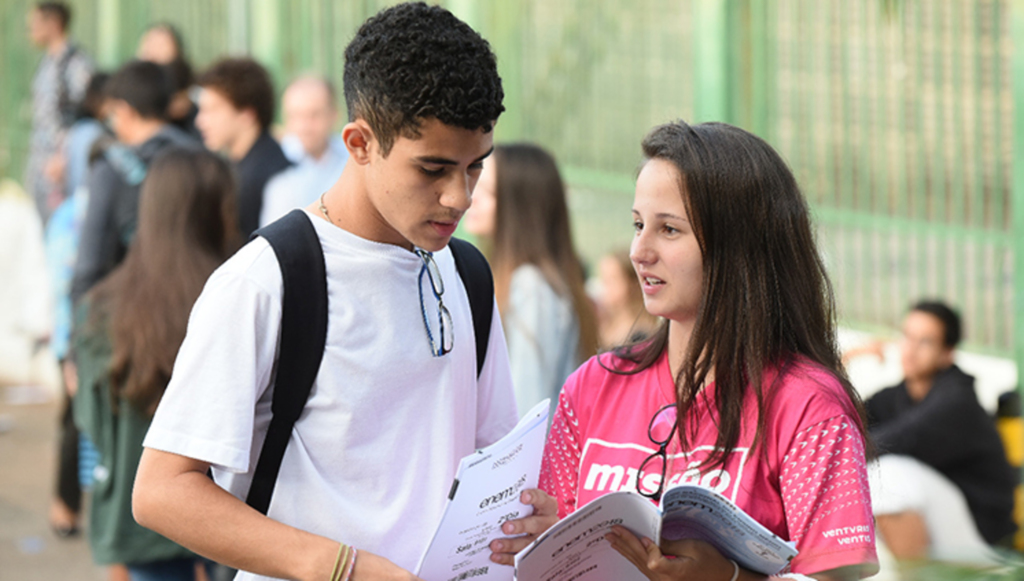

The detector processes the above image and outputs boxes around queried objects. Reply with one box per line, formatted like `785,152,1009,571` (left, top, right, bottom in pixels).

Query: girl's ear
342,119,375,165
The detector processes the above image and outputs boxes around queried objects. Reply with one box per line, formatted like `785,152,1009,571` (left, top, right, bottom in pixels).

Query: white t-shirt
144,210,519,579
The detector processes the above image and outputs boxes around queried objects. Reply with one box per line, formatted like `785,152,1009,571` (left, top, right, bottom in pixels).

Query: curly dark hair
198,57,276,131
343,2,505,156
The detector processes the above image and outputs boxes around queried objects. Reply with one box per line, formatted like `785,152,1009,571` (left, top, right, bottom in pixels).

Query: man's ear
241,107,261,131
342,119,375,165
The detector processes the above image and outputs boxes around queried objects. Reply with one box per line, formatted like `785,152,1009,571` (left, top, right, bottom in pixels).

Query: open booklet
415,399,551,581
514,484,798,581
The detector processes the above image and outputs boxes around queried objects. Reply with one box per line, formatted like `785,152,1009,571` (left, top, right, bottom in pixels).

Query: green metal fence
1,0,1022,368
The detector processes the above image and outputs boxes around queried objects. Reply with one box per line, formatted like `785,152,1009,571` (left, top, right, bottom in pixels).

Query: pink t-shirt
539,351,878,577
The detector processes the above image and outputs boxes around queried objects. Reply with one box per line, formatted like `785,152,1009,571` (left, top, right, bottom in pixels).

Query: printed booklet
415,399,550,581
514,484,798,581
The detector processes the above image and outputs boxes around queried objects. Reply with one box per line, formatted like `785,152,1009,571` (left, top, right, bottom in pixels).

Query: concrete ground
0,390,106,581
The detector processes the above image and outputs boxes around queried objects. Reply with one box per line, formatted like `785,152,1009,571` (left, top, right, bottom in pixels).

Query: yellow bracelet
330,543,347,581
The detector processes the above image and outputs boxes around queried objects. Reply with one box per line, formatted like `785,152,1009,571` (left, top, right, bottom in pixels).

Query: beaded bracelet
331,544,354,581
342,548,358,581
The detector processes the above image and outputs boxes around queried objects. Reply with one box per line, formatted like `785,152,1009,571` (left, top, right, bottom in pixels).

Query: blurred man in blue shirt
260,76,348,226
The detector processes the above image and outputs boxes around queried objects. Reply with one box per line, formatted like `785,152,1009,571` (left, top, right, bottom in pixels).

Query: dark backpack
244,209,494,514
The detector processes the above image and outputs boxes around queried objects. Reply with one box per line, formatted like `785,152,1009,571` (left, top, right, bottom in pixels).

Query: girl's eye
420,167,445,177
469,162,484,171
632,220,643,232
663,224,679,234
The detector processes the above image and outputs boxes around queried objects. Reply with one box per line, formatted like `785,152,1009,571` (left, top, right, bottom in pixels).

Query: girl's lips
639,275,665,295
431,221,458,237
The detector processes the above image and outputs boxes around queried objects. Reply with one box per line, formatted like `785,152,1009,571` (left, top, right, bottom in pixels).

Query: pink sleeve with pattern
778,415,878,577
539,391,582,519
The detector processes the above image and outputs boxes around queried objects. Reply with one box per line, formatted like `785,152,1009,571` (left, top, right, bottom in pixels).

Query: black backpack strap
245,210,328,515
448,238,493,378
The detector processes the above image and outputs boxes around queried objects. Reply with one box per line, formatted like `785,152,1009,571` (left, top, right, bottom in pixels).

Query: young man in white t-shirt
132,4,525,580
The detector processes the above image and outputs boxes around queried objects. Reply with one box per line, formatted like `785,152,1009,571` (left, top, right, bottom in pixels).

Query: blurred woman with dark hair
491,122,878,581
137,23,199,139
595,247,659,349
73,148,239,579
464,143,598,415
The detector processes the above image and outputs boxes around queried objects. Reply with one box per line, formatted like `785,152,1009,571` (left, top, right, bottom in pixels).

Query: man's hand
488,489,559,566
607,525,738,581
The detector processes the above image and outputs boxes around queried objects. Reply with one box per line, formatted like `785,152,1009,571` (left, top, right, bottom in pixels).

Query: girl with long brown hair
464,142,598,415
73,148,239,579
489,122,877,580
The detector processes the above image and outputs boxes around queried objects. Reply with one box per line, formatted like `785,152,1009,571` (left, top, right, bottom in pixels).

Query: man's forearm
133,449,337,581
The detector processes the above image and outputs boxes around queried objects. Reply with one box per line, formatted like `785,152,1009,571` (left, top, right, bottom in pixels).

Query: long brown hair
88,148,240,416
615,121,868,469
489,143,598,360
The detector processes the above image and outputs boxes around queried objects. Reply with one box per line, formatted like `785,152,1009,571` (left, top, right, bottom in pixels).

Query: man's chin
413,237,452,253
409,222,460,252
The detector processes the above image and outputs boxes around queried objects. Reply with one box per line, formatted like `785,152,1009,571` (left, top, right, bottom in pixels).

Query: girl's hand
488,489,559,565
607,525,738,581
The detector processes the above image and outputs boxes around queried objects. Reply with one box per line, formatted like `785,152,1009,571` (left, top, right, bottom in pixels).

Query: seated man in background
867,301,1017,563
259,75,348,226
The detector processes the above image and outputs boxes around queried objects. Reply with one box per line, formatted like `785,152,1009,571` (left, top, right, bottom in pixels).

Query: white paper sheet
416,400,550,581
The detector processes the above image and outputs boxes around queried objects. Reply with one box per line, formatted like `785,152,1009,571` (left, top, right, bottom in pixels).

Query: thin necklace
318,192,331,223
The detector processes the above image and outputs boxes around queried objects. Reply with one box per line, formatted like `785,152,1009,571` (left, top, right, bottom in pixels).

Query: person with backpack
24,1,94,223
132,4,522,581
70,59,198,306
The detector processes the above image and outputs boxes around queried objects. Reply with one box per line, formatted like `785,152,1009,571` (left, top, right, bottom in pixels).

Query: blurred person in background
43,71,109,540
594,248,659,350
61,72,111,201
866,301,1017,563
24,1,94,222
70,59,198,305
0,179,53,392
195,57,291,236
259,75,348,226
136,23,200,139
74,148,240,580
464,143,598,415
136,22,182,63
